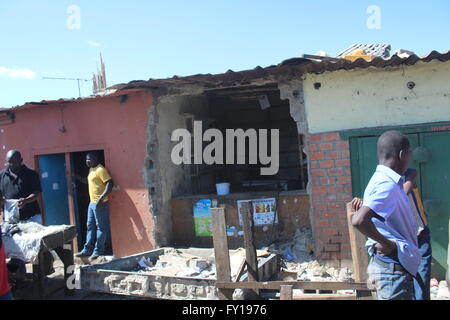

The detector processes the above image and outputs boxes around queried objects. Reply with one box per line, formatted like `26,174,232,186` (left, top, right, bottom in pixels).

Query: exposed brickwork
308,132,353,262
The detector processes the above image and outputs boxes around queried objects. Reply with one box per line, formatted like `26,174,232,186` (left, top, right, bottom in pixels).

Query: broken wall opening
147,82,312,251
184,84,308,195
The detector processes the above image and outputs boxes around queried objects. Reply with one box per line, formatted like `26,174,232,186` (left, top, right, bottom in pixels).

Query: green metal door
350,134,420,198
350,132,449,279
419,131,450,279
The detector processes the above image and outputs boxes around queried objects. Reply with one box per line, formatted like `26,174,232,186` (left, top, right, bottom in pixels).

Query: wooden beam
346,202,369,283
235,259,247,283
293,294,357,301
241,201,260,299
356,289,374,300
280,285,293,300
216,281,371,291
65,152,78,253
211,207,234,300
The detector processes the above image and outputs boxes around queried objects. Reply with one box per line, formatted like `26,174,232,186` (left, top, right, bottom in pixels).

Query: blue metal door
38,154,70,226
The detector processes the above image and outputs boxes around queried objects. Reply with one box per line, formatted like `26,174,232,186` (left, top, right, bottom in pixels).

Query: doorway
70,150,112,255
38,150,113,255
38,153,70,226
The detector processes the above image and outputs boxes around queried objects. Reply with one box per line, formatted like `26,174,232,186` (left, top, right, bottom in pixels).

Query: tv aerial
42,77,91,98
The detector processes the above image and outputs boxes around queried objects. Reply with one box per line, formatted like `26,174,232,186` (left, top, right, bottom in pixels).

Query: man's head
5,150,23,173
86,152,99,168
377,131,412,175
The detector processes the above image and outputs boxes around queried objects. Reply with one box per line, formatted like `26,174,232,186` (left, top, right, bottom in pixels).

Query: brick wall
307,132,353,262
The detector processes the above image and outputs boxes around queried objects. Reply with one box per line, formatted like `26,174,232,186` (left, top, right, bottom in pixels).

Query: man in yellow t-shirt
75,152,114,261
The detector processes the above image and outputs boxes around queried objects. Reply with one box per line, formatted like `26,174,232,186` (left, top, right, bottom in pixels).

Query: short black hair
86,152,99,160
6,150,22,160
377,131,410,161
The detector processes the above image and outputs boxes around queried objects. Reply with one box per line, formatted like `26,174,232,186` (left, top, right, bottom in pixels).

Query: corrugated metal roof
337,43,391,58
114,50,450,92
4,49,450,110
2,88,144,111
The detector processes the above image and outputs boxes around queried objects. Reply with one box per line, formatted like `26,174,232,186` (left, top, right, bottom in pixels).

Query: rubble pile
135,249,216,279
272,227,355,282
296,260,353,282
133,248,271,280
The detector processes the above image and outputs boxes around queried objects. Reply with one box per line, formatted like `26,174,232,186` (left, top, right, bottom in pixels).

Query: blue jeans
414,226,432,300
0,292,13,300
367,257,415,300
81,203,111,256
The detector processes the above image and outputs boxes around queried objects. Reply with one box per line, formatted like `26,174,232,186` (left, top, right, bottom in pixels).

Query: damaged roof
113,50,450,92
337,43,392,58
2,88,144,111
3,49,450,110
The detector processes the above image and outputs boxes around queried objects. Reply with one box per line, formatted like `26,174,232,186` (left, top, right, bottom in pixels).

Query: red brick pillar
307,132,353,262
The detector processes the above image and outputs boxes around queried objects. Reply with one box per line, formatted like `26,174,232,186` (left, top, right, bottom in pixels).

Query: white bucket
216,183,230,196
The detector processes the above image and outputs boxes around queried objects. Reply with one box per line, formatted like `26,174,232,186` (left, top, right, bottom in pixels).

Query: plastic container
216,183,230,196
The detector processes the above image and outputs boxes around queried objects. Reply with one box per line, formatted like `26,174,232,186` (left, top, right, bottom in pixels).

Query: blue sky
1,0,449,108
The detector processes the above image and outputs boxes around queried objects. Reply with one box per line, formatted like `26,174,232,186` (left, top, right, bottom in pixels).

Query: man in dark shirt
0,150,42,274
0,150,42,223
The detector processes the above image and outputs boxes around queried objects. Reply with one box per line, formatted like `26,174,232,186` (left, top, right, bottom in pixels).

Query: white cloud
0,67,36,80
88,40,102,47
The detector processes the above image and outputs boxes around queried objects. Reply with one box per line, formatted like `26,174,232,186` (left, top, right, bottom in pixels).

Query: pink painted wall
0,90,155,257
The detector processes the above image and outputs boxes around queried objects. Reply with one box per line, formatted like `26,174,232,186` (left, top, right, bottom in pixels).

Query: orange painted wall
0,90,155,257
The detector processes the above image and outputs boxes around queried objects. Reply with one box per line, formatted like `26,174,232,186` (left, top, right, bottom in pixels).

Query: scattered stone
275,227,354,283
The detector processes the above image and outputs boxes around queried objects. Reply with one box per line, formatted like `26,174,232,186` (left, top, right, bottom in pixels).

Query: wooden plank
346,202,369,283
356,289,374,300
216,281,371,291
241,200,259,299
280,285,293,300
241,201,258,282
32,250,46,300
293,294,357,301
65,152,78,253
235,259,247,283
211,207,234,300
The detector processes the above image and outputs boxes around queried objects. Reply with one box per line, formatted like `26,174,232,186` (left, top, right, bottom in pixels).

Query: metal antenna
43,77,91,98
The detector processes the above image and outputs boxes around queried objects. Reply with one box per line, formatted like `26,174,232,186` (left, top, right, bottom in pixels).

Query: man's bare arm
18,192,40,209
403,168,417,195
352,206,397,256
98,180,113,203
74,175,88,184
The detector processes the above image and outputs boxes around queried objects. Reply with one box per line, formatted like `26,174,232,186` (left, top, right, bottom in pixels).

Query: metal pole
77,79,81,97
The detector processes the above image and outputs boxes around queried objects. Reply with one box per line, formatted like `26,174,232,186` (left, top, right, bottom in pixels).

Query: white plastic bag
4,199,20,223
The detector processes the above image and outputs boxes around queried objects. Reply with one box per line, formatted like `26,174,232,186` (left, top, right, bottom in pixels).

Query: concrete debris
296,260,354,282
270,227,315,264
134,249,216,279
132,247,270,281
274,227,354,283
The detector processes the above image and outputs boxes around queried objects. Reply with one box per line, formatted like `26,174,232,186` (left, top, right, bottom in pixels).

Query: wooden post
346,202,369,283
211,207,234,300
241,201,260,299
32,250,46,300
280,285,293,300
235,259,247,283
65,153,78,253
